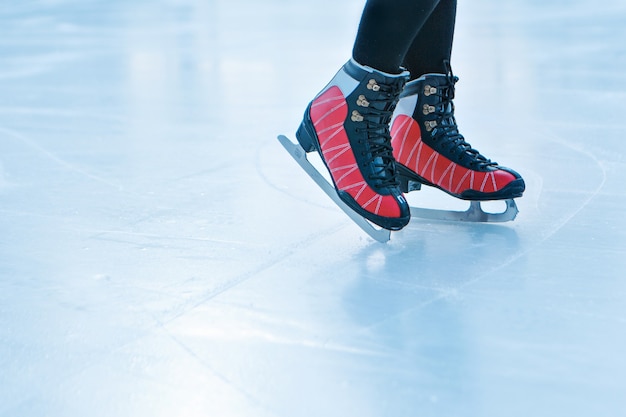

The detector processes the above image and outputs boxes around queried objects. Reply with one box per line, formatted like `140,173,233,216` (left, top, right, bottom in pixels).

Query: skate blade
410,199,519,223
277,135,391,243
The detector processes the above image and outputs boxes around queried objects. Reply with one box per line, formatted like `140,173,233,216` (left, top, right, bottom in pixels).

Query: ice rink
1,0,625,416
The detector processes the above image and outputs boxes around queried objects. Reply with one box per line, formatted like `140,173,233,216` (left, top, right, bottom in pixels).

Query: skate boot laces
355,79,406,188
430,61,498,170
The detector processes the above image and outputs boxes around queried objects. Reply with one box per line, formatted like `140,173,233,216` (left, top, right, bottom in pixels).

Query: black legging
352,0,457,78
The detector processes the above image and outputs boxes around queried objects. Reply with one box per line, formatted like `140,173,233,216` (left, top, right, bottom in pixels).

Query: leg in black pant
352,0,440,75
402,0,457,78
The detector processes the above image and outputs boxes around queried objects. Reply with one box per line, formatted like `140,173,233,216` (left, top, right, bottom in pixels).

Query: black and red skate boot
296,60,411,230
390,63,525,201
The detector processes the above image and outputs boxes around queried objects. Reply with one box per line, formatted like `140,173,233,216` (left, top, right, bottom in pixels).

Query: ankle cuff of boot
401,74,448,98
348,58,410,78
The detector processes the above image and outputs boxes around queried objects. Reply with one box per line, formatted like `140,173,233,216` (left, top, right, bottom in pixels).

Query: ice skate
281,59,411,240
390,62,525,222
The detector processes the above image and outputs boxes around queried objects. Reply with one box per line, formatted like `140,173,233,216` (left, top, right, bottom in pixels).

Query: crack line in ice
0,126,122,189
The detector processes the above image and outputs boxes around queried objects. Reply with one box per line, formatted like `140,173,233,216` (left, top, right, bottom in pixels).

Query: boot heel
295,112,317,152
398,174,422,193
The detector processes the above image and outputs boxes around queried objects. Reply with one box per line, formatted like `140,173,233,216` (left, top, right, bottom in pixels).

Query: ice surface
1,0,626,416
